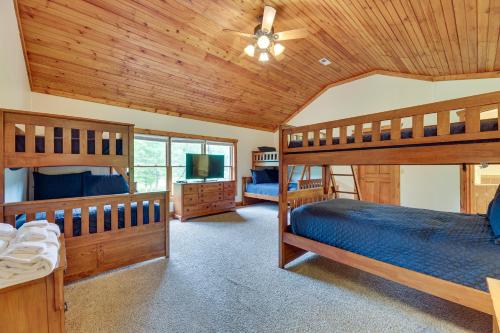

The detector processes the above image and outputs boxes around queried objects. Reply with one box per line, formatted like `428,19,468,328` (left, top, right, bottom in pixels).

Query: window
134,135,168,192
134,131,236,193
171,138,203,183
207,141,233,180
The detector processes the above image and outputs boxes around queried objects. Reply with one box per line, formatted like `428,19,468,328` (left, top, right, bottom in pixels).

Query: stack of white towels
0,220,60,289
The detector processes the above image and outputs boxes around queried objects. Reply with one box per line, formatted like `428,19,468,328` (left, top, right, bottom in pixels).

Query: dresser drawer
212,200,235,210
223,182,235,191
199,183,223,193
183,203,210,215
224,191,235,200
183,184,198,194
200,191,223,203
183,193,198,205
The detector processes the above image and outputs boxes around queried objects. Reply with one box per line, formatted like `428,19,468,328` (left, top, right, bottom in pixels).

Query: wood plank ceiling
16,0,500,131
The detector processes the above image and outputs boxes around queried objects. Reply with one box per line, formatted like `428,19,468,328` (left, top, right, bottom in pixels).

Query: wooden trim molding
135,128,238,144
13,0,33,90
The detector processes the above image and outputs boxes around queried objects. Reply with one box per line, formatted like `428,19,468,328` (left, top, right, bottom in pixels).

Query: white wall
286,74,500,212
1,0,32,202
30,93,275,201
0,0,31,110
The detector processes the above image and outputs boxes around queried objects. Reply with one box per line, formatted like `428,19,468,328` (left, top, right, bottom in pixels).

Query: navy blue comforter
16,202,160,237
290,198,500,291
246,182,298,197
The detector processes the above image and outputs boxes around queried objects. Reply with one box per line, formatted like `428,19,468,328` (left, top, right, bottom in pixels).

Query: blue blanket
246,182,298,197
16,201,160,237
290,199,500,291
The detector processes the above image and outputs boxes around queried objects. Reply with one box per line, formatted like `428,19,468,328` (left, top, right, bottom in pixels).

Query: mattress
288,118,499,148
245,182,298,197
290,198,500,291
15,128,123,155
15,201,160,237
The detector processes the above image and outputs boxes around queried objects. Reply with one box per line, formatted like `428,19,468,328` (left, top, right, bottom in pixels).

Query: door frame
460,164,473,213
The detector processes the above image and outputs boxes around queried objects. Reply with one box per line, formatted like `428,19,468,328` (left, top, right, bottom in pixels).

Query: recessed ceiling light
319,58,332,66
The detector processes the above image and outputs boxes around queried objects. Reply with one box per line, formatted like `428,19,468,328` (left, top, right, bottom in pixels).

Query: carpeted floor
65,203,491,333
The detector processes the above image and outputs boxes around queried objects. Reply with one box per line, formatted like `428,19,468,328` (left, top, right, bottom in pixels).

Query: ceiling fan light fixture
259,52,270,62
273,43,285,56
244,44,255,57
257,35,271,49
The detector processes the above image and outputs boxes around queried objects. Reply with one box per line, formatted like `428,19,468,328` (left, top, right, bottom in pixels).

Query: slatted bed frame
0,109,169,282
279,91,500,326
242,151,322,204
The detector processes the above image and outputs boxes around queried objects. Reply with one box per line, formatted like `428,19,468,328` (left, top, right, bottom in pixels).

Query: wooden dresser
0,236,66,333
174,181,236,221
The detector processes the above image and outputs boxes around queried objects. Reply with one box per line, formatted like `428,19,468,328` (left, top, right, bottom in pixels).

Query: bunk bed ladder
330,166,362,200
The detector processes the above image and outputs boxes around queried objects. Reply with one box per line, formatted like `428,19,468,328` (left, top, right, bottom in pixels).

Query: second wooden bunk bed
279,91,500,327
0,109,169,282
242,151,322,204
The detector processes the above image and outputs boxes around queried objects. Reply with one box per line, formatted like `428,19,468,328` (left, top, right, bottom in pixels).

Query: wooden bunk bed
278,91,500,326
242,151,322,204
0,109,169,282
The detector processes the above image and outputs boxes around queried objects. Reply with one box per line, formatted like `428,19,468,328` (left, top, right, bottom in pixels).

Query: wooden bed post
279,125,306,268
0,110,4,223
322,165,330,195
128,125,135,193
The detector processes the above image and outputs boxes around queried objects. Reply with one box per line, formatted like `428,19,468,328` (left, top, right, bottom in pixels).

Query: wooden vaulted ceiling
15,0,500,132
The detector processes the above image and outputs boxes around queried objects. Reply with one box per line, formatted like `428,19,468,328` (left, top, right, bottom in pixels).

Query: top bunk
252,150,279,168
1,109,133,168
281,91,500,165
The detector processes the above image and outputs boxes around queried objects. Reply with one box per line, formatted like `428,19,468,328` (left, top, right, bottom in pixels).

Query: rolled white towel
20,221,60,237
43,232,60,248
5,241,47,255
46,223,61,237
0,235,15,242
15,227,48,243
0,243,59,288
22,220,49,228
0,223,16,238
0,240,8,254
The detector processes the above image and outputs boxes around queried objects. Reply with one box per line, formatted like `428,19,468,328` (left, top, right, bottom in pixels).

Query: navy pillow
251,169,270,184
33,171,90,200
489,195,500,244
83,174,129,196
487,185,500,219
257,146,276,152
265,168,279,183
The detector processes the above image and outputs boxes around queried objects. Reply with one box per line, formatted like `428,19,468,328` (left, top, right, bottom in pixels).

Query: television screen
186,154,225,180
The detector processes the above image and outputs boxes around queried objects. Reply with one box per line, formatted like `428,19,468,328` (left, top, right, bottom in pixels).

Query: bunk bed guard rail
283,91,500,160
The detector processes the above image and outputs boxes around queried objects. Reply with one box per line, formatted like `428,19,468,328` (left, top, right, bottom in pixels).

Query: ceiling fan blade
261,6,276,33
275,28,308,41
222,28,254,39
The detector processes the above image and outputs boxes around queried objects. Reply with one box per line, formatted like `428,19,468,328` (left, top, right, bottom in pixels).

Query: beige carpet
65,203,491,333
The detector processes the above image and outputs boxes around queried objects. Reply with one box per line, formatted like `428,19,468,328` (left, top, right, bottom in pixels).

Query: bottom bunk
281,196,497,315
2,191,169,282
242,177,322,203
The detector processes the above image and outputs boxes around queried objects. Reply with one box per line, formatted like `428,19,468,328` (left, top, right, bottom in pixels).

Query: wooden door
462,165,500,214
358,165,400,205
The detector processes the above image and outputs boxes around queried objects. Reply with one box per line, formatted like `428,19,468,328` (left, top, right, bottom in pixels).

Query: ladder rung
335,191,358,195
331,173,354,177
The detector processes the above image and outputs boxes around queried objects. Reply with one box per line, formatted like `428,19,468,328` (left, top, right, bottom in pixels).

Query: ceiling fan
223,5,308,62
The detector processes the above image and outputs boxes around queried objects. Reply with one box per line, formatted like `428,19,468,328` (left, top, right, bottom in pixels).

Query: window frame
133,134,169,193
134,131,237,194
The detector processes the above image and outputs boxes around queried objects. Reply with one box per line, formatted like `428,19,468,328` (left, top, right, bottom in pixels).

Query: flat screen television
186,153,225,180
